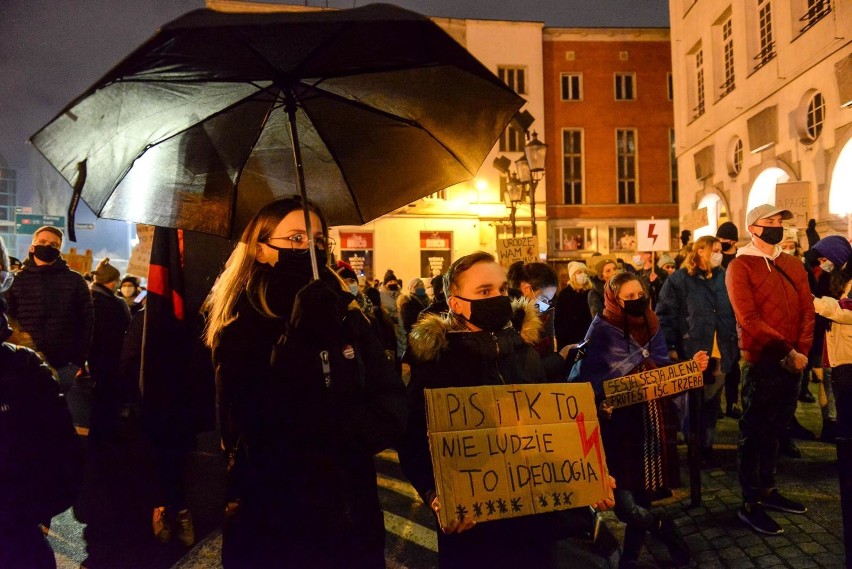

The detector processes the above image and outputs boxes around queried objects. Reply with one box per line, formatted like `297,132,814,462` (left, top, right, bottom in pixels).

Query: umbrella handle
284,89,320,281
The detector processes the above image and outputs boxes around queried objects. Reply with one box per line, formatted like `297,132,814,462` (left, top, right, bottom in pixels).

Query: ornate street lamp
493,125,547,237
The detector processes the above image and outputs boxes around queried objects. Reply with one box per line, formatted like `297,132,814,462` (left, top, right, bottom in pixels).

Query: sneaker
759,490,807,514
175,509,196,547
738,503,783,535
152,506,171,543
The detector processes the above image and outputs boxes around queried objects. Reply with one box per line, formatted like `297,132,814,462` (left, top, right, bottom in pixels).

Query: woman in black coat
204,198,407,569
554,261,593,350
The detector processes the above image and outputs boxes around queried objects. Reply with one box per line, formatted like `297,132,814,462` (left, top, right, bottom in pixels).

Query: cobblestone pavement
595,393,846,568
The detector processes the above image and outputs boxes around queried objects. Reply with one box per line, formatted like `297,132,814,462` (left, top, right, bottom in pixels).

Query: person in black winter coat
204,198,407,569
554,261,593,350
5,226,93,392
421,273,449,317
397,277,429,335
398,251,614,569
88,258,131,442
588,257,618,318
0,237,83,569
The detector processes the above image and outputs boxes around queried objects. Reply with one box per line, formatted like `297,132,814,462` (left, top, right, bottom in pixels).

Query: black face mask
265,244,328,278
456,295,513,332
32,245,61,264
387,284,400,292
621,297,648,316
722,242,735,253
756,226,784,245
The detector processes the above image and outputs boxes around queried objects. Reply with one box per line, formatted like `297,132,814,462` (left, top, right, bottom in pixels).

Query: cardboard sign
635,219,671,252
126,224,154,279
425,383,609,528
775,181,809,230
497,237,540,268
603,360,703,409
682,208,708,231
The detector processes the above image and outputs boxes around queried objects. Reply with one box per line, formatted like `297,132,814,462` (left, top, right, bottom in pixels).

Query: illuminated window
616,129,637,204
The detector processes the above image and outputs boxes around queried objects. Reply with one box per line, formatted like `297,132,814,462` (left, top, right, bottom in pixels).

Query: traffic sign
15,214,66,235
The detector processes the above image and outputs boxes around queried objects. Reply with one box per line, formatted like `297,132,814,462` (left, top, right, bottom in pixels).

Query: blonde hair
685,235,719,278
203,198,327,348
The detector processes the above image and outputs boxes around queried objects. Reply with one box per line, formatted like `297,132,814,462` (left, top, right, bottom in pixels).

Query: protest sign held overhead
497,237,540,268
603,359,703,409
425,383,609,528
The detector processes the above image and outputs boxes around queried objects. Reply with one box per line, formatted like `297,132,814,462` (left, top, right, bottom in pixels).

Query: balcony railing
799,0,832,33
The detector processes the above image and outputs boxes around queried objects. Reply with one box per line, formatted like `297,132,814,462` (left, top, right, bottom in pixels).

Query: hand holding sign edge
431,493,476,534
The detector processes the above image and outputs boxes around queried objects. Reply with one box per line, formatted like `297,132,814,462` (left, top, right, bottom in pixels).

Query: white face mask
574,273,588,285
632,255,643,267
821,261,835,273
709,252,723,268
781,247,797,255
348,283,359,295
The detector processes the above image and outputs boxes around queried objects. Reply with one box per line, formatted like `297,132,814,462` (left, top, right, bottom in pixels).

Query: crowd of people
1,198,850,568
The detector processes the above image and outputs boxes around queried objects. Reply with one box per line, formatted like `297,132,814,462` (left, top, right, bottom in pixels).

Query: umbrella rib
229,95,281,237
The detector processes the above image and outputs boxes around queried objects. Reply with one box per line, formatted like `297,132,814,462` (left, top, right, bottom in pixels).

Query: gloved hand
290,279,344,345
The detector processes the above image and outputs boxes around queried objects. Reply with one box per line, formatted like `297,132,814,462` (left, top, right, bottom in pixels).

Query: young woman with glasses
204,197,406,569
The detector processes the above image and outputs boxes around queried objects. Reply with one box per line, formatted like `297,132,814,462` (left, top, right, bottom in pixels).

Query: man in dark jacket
0,236,83,569
399,251,613,568
726,205,815,536
5,226,93,392
89,258,131,441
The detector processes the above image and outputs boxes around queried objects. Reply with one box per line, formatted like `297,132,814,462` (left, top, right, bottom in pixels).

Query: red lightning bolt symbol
576,411,608,492
647,223,659,246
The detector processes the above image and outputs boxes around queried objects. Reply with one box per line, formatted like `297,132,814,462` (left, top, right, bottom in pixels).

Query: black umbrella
30,4,524,277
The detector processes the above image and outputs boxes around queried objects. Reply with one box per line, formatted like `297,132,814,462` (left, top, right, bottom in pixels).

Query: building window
669,129,678,203
754,0,775,71
667,72,674,101
498,66,527,95
427,189,447,200
616,129,637,204
554,227,592,251
561,73,582,101
562,129,583,205
499,124,525,152
799,0,831,33
721,17,736,96
615,73,636,100
691,47,705,119
727,136,744,176
797,90,826,143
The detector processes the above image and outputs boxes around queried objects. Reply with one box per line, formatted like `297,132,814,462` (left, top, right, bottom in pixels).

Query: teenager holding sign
569,272,708,567
399,251,614,569
204,198,406,568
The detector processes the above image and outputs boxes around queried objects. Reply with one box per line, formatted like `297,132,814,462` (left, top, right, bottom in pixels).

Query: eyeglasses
33,239,61,249
264,233,335,253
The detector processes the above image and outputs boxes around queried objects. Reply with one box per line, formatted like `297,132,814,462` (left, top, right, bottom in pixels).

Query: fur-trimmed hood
408,297,541,362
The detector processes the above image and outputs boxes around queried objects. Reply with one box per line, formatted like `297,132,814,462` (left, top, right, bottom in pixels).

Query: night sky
0,0,669,235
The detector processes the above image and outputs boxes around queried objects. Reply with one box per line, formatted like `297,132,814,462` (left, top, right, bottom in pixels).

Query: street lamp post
494,131,547,237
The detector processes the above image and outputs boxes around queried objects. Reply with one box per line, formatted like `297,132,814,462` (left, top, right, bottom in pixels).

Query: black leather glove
290,279,344,344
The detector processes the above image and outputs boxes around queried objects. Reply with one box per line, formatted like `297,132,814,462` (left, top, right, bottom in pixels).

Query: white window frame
562,128,584,205
614,73,637,101
616,129,638,205
560,73,583,101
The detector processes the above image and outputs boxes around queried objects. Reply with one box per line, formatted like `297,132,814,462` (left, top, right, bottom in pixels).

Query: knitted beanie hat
567,261,587,280
716,221,739,242
93,257,120,283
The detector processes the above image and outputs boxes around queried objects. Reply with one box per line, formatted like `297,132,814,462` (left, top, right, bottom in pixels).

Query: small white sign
635,219,671,252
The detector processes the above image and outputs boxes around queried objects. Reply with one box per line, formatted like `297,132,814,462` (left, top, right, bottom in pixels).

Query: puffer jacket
725,243,814,363
656,266,739,373
5,258,93,368
814,296,852,367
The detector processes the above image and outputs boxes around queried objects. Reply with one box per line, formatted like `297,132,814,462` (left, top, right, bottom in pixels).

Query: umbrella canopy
30,4,524,238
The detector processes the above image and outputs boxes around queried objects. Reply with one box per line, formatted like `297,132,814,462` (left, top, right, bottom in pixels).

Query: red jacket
725,244,815,363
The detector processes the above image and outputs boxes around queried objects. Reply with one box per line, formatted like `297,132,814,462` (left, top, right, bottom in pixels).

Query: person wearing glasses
507,261,567,379
5,225,93,394
204,198,406,569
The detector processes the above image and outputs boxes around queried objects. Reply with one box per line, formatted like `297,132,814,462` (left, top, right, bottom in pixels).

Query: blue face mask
348,283,359,295
414,287,428,299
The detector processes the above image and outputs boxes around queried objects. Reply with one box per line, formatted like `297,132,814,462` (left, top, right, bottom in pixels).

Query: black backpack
0,343,84,527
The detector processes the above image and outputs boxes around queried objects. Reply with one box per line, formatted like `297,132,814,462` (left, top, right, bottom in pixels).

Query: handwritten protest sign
126,224,154,279
425,383,609,527
603,359,703,409
497,237,540,268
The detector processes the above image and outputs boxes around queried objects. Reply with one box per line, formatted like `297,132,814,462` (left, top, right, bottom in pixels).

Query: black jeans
738,360,800,503
833,364,852,438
